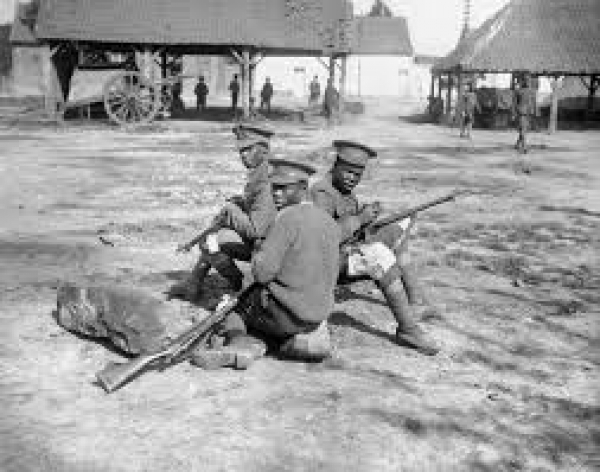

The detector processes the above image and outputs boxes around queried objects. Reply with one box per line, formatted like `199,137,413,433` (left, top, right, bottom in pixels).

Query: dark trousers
516,114,529,151
220,286,319,341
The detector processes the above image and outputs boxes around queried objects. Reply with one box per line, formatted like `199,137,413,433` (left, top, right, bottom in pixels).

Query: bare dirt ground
0,100,598,471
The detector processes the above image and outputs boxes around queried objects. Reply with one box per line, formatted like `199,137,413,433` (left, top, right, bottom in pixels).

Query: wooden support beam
429,72,435,100
338,54,347,123
548,76,563,134
42,45,64,121
445,73,452,115
455,72,463,125
241,49,251,119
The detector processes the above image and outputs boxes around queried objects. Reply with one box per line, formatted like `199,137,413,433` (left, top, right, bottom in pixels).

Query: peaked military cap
269,158,316,185
233,124,275,150
333,140,377,168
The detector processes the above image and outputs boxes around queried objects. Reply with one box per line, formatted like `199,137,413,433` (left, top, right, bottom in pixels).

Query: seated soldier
167,124,277,301
310,140,439,356
190,159,341,369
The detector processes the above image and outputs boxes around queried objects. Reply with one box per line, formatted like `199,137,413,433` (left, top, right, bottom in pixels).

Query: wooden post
445,73,452,115
140,49,153,81
160,51,167,79
455,72,463,125
327,56,336,126
241,49,250,119
588,74,598,113
429,72,435,100
209,56,219,98
358,58,362,97
42,46,64,120
548,76,563,134
338,54,347,123
437,73,442,99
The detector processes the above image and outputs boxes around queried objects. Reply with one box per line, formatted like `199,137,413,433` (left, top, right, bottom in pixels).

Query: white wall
252,55,431,100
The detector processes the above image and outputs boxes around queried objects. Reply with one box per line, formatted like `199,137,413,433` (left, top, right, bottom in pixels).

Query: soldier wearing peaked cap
310,140,439,356
190,158,342,369
167,124,277,302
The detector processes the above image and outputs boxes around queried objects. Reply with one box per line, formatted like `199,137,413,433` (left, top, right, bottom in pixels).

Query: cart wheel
103,71,160,126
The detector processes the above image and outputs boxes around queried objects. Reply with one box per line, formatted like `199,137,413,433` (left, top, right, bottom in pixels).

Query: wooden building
9,0,352,119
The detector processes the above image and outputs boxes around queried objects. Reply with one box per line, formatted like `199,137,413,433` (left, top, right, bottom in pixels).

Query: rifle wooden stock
95,290,245,393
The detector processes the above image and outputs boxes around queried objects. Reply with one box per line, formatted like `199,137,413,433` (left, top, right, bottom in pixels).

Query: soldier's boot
377,265,439,356
166,259,211,302
399,264,442,322
208,252,244,291
279,321,332,362
190,334,267,370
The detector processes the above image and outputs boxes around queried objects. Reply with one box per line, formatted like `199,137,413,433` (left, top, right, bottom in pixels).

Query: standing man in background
229,74,240,114
323,78,339,125
260,77,274,114
309,75,321,105
513,74,536,154
194,76,209,112
458,82,480,139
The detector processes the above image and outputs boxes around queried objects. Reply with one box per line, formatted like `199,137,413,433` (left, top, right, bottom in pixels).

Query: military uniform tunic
251,202,340,327
310,172,362,243
219,159,277,244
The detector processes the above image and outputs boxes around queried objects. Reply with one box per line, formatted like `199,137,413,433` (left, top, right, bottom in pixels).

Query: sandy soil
0,100,598,472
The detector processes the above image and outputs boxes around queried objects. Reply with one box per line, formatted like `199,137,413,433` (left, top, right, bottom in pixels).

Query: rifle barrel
371,191,461,230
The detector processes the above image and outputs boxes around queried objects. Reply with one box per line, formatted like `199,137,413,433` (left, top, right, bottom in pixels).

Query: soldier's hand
226,195,245,208
359,202,382,226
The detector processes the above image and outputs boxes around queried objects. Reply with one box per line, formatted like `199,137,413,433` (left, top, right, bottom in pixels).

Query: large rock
55,283,195,355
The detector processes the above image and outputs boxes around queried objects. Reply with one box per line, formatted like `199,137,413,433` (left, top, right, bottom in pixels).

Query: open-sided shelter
431,0,600,130
10,0,352,121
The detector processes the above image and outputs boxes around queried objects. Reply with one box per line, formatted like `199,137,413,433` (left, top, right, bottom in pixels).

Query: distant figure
229,74,240,112
513,75,536,154
458,82,480,139
309,75,321,105
323,78,339,125
194,76,209,112
170,80,185,117
260,77,274,114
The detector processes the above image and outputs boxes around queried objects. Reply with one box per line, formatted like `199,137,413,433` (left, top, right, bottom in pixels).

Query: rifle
352,189,466,244
176,214,222,253
95,288,247,393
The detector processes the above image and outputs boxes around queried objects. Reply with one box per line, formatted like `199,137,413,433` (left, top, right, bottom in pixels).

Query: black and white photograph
0,0,598,470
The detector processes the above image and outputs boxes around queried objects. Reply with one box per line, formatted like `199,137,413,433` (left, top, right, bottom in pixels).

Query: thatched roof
351,16,413,56
27,0,352,55
434,0,600,75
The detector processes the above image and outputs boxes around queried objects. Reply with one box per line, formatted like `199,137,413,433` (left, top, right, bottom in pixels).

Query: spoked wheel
103,71,160,126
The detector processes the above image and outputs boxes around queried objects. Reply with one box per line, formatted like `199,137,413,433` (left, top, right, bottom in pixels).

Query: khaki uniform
222,202,341,338
310,173,411,281
459,90,479,138
514,85,536,152
309,139,438,356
